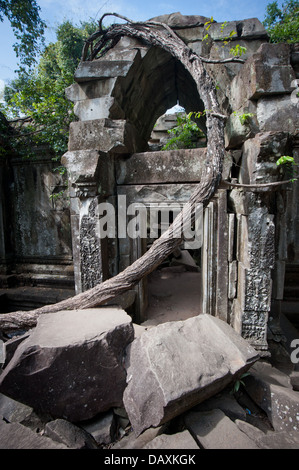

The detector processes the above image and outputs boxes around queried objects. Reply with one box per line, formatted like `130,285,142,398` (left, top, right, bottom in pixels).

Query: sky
0,0,284,92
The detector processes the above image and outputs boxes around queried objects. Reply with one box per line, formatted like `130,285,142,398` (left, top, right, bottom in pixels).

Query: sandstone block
194,390,246,421
44,418,98,449
73,96,122,121
184,409,259,449
80,410,116,445
68,119,133,153
244,362,299,432
116,148,205,185
0,308,134,422
123,314,259,436
65,78,117,103
230,43,295,110
257,95,299,134
239,132,290,185
149,13,212,28
74,59,136,82
237,18,269,39
112,426,165,449
0,421,68,449
142,430,199,449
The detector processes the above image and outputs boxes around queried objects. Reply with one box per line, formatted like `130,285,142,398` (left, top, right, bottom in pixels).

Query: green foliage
229,44,247,57
0,0,46,70
1,20,98,161
202,17,246,59
263,1,299,43
203,17,214,42
276,155,295,166
233,111,255,126
162,112,206,151
231,372,251,394
276,155,297,182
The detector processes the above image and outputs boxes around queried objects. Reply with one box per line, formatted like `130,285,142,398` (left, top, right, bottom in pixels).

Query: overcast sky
0,0,283,89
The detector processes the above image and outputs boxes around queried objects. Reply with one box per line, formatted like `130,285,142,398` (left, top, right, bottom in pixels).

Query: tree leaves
2,20,98,161
263,0,299,43
0,0,46,70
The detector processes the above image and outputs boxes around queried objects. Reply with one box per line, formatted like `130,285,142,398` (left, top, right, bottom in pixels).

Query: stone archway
63,34,216,324
59,14,299,352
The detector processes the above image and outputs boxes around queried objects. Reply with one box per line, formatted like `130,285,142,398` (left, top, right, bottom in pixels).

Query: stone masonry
61,13,299,352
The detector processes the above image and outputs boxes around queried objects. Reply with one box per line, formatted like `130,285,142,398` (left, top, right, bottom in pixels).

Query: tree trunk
0,20,225,333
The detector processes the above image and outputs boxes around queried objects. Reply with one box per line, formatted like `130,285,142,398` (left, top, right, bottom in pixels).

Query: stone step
0,287,75,313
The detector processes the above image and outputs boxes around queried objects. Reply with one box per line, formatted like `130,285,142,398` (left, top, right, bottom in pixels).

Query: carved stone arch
63,28,222,324
109,44,207,145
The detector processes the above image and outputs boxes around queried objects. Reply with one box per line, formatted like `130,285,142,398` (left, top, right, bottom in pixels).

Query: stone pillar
228,132,289,351
233,203,275,350
201,199,217,315
62,119,140,294
61,149,111,294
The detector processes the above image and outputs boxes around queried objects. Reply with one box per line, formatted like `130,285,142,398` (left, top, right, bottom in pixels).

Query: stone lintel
116,148,206,185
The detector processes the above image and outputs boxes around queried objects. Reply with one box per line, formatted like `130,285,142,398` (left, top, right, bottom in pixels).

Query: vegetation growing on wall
162,112,206,150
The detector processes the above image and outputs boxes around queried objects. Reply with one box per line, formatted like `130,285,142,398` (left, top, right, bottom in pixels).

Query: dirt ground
142,266,202,327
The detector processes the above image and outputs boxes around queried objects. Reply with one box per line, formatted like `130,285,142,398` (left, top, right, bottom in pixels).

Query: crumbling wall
0,126,74,292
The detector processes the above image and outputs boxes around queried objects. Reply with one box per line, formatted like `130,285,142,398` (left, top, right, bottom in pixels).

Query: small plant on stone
276,155,297,182
233,111,255,126
229,44,247,57
231,372,251,394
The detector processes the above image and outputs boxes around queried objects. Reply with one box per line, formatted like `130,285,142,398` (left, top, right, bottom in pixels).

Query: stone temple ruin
0,12,299,449
64,13,298,352
0,12,299,349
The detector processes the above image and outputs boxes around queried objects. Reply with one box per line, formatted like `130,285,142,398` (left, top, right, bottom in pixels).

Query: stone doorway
62,15,299,352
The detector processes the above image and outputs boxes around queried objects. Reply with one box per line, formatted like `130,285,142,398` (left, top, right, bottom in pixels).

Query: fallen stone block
44,419,98,449
257,431,299,449
184,409,259,449
235,419,266,445
194,390,247,421
80,410,116,446
0,393,40,429
0,421,68,449
123,314,259,436
0,308,134,422
142,430,199,449
112,426,165,450
290,371,299,391
244,362,299,432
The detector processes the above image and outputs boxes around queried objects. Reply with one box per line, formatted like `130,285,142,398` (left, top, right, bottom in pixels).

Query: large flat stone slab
0,421,68,449
243,362,299,433
0,308,134,422
184,409,259,449
142,430,199,449
123,314,259,436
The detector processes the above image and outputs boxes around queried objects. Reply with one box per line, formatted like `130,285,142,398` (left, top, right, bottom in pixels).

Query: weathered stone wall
0,140,74,290
62,12,298,350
